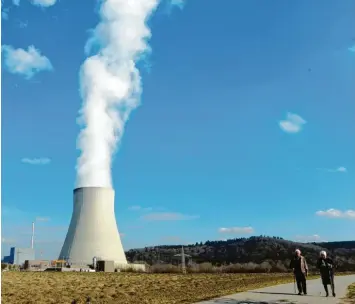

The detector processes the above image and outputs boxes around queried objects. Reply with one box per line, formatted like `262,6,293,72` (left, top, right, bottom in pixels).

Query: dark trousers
323,274,335,295
295,273,307,294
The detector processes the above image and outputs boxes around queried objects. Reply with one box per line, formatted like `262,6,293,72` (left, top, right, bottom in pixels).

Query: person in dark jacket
289,249,308,295
317,250,336,297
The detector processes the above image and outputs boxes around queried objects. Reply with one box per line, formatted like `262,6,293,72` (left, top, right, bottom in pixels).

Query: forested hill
125,236,355,271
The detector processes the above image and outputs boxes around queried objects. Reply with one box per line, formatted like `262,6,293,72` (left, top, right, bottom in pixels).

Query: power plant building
2,247,35,265
59,187,127,265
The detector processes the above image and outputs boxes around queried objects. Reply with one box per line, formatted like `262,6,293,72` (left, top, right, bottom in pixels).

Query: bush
148,262,283,274
150,264,180,273
119,267,145,273
193,262,217,273
271,261,288,273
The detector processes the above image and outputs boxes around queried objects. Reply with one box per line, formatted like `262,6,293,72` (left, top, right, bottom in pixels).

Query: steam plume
76,0,169,188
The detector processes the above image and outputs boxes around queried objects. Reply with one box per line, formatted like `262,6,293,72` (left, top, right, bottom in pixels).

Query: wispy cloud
1,237,16,244
141,212,199,221
13,0,57,7
163,0,185,14
348,45,355,53
21,157,51,165
218,226,254,234
1,10,9,20
31,0,57,7
279,112,306,134
1,4,10,20
128,205,152,212
294,234,325,243
36,216,50,222
16,20,28,29
317,166,347,173
159,236,189,245
2,45,53,79
316,208,355,220
169,0,185,9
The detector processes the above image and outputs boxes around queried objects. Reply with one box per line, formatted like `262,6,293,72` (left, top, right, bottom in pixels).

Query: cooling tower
59,187,127,265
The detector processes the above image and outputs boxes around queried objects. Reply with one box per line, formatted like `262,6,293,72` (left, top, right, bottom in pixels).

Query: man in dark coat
317,250,336,297
289,249,308,295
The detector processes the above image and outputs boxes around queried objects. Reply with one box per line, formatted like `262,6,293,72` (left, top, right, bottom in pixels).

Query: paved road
196,275,355,304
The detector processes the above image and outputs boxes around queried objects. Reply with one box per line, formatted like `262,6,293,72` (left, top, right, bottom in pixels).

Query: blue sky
1,0,355,260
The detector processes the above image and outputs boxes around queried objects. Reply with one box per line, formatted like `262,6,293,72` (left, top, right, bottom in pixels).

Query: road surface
195,275,355,304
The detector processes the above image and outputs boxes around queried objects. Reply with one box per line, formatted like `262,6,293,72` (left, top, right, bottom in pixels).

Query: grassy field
1,272,319,304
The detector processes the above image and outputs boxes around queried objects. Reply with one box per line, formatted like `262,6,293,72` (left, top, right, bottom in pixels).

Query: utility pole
181,246,186,274
31,222,35,249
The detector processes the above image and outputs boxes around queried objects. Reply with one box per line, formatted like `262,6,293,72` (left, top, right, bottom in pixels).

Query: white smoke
76,0,178,188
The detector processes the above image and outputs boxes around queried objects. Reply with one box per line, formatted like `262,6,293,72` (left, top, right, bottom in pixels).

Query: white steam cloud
76,0,181,188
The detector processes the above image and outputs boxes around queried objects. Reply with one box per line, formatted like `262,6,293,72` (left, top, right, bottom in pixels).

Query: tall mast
181,245,186,274
31,222,35,249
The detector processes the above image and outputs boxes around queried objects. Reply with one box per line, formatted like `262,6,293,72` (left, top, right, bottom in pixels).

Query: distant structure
59,187,127,265
2,247,35,265
173,246,190,273
2,222,35,265
31,221,35,249
181,246,187,274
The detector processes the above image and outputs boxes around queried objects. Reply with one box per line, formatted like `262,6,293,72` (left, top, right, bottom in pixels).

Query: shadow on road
206,298,297,304
250,291,315,297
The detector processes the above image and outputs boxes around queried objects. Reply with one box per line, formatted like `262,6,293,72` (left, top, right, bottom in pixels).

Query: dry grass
1,272,316,304
346,283,355,300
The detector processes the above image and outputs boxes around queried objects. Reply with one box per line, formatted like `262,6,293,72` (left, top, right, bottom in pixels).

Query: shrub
195,262,217,273
119,267,145,273
150,264,180,273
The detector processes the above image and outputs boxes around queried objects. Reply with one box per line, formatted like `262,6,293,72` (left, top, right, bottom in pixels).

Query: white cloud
2,45,53,79
218,226,254,234
128,205,152,212
21,157,51,165
336,166,347,172
316,208,355,220
13,0,57,7
141,212,199,221
317,166,347,173
31,0,57,7
294,234,325,243
279,112,306,133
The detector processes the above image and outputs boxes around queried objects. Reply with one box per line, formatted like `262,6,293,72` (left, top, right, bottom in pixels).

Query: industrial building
59,187,127,265
2,222,35,265
2,247,35,265
23,260,52,271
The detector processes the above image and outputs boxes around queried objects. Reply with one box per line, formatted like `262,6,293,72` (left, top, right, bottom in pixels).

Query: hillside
125,236,355,272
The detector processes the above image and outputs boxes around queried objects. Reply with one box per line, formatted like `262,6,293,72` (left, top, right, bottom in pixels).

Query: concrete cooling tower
59,187,127,265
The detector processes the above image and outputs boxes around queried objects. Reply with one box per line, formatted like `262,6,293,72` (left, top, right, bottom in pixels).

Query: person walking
289,249,308,295
317,250,336,297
